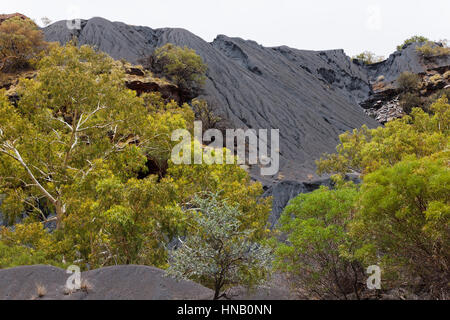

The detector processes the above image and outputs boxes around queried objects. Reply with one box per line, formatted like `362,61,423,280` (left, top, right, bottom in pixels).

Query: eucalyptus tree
0,43,178,228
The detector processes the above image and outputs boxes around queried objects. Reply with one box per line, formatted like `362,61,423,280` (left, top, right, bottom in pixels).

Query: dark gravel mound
43,18,379,183
0,265,212,300
81,265,212,300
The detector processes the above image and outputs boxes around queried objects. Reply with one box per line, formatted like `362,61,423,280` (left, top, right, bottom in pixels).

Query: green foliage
352,51,384,65
397,35,429,51
424,88,450,111
0,43,143,227
317,95,449,176
315,95,449,298
0,43,191,228
59,173,185,268
0,42,271,271
397,71,421,92
191,99,222,132
397,71,423,114
444,71,450,80
167,193,272,300
400,92,422,114
0,223,64,268
0,241,57,269
166,149,272,241
0,16,47,72
274,184,364,299
152,43,207,98
416,41,450,57
0,43,192,268
351,153,449,298
429,74,443,85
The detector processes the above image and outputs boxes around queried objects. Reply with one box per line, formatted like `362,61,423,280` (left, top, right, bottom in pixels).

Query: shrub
167,193,272,300
0,240,60,269
80,279,94,293
0,16,47,72
397,71,421,92
149,43,207,98
416,41,450,57
397,35,429,51
35,283,47,298
399,92,422,113
424,88,450,111
274,184,365,300
444,70,450,80
191,98,222,132
352,51,384,65
352,154,449,299
315,95,449,299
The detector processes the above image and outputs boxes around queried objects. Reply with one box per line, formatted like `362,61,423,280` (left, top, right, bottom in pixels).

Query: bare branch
9,146,57,205
77,102,107,130
52,116,73,131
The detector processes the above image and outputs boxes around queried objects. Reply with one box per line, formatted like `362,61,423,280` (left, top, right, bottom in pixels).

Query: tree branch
0,144,57,205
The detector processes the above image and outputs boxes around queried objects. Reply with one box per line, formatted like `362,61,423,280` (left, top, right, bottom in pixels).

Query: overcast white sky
1,0,449,57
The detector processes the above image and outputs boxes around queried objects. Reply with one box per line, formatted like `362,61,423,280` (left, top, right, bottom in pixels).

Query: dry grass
81,279,94,293
35,283,47,298
63,278,94,295
63,286,74,296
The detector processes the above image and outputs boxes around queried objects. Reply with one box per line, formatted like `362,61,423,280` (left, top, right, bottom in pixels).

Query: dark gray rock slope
44,17,380,184
43,18,449,219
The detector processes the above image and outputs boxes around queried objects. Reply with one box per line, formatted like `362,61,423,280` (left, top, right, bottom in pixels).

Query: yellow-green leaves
152,43,207,98
166,155,271,241
286,96,449,298
317,96,450,177
352,154,449,291
0,16,47,72
274,185,361,299
0,42,271,273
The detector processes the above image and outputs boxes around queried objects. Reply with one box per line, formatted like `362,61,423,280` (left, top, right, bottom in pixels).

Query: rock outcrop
0,265,213,300
358,42,450,122
121,63,182,103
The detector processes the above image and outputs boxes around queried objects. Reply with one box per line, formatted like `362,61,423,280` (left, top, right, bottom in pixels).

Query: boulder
0,265,213,300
